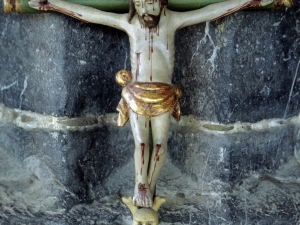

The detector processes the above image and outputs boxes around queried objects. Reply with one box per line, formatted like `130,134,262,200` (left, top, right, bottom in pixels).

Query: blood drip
141,143,145,165
143,15,160,81
149,144,162,186
148,29,151,60
154,144,161,161
136,52,141,80
149,29,154,81
151,31,153,53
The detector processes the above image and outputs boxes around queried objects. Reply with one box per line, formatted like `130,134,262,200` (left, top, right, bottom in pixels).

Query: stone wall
0,1,299,224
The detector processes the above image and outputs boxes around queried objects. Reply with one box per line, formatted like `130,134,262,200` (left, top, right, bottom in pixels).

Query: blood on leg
149,144,161,187
130,111,153,207
147,112,170,193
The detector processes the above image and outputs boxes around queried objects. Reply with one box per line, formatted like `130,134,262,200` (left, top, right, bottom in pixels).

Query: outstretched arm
29,0,129,32
171,0,273,30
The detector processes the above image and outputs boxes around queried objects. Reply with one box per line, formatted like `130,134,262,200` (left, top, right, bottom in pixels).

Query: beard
139,14,161,29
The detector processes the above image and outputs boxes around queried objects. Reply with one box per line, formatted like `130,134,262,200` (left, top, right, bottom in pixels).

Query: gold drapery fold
116,82,181,127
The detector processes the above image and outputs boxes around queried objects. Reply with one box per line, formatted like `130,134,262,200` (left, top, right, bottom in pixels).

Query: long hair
128,0,168,23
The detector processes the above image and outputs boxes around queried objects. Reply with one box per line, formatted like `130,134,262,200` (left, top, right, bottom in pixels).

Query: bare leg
148,111,171,194
129,110,153,208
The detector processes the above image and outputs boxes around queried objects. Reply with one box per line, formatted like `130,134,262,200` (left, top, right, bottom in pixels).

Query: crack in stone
0,80,17,91
283,58,300,119
189,21,220,75
19,75,28,109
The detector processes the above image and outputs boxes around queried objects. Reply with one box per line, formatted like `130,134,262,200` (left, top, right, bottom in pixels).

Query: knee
154,143,167,157
134,142,148,151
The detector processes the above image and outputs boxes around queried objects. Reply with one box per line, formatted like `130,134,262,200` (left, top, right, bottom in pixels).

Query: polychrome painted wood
3,0,292,14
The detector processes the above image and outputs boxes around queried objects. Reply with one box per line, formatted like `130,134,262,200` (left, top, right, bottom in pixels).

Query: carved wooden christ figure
29,0,273,209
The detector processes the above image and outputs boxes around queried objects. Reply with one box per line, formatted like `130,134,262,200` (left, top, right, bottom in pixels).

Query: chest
127,18,175,53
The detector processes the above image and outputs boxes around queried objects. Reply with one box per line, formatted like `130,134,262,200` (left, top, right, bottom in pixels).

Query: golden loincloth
116,82,182,127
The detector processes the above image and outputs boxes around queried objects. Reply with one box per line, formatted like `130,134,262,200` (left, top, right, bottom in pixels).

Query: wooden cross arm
4,0,294,14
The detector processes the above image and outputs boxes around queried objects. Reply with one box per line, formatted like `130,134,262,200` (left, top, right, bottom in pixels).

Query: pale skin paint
29,0,273,209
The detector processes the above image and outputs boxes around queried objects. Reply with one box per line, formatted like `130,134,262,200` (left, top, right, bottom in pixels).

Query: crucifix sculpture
4,0,293,224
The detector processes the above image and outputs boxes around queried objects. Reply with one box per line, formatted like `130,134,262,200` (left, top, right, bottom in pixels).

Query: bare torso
127,9,176,84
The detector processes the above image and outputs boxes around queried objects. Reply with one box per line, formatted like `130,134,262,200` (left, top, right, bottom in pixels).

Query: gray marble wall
0,1,299,224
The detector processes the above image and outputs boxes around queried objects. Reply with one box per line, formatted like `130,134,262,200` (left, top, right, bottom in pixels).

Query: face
132,208,159,225
133,0,162,28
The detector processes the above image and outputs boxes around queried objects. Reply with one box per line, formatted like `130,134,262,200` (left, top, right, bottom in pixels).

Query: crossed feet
133,182,154,208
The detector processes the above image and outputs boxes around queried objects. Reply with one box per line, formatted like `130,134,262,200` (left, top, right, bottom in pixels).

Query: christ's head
129,0,168,28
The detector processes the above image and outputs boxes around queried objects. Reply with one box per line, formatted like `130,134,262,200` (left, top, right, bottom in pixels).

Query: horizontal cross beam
4,0,294,14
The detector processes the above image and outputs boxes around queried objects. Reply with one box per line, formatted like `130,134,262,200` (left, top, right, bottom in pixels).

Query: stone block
0,7,129,117
173,6,300,123
0,3,299,122
0,122,133,205
0,112,300,224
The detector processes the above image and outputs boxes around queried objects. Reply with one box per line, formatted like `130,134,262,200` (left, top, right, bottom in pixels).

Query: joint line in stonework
0,104,299,132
